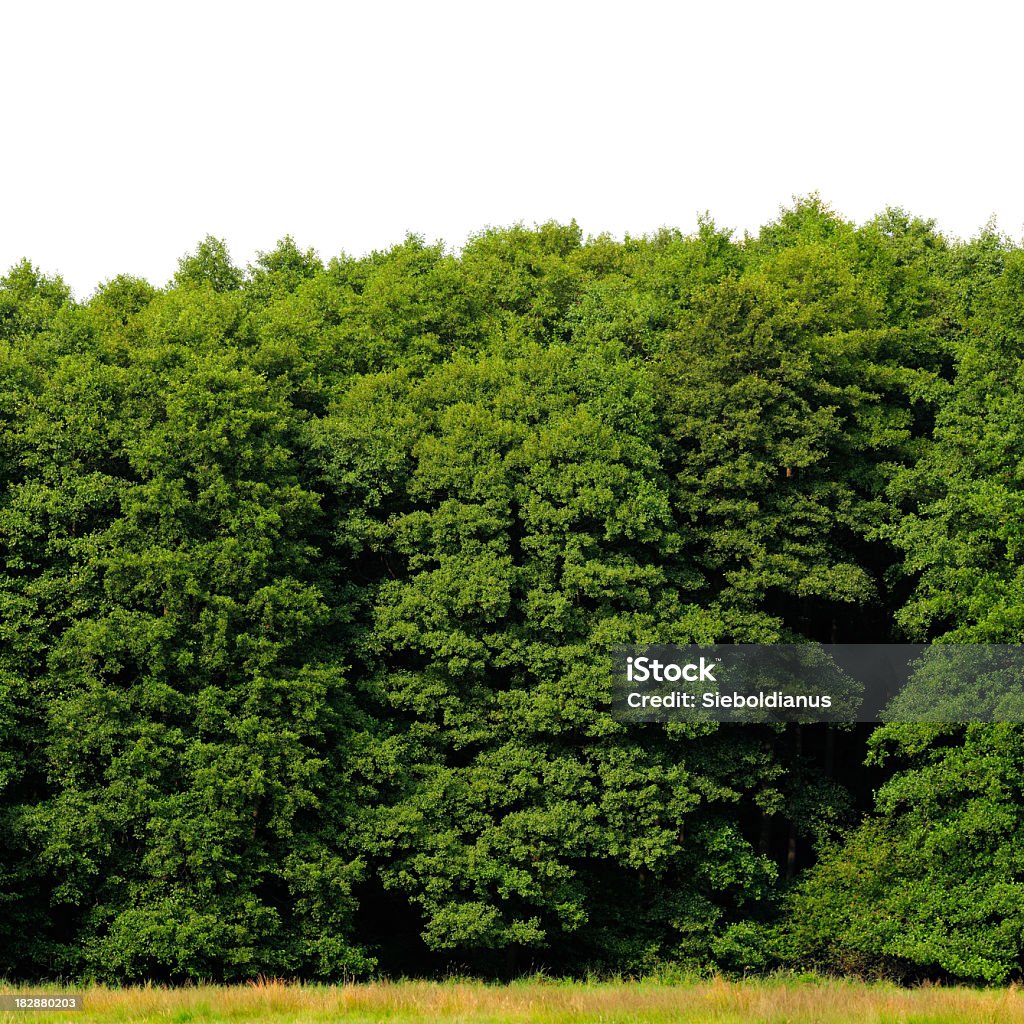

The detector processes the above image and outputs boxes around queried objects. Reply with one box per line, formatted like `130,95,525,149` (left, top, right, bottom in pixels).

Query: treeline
1,199,1022,983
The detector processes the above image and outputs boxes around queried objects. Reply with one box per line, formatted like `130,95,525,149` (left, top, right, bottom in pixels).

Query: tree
780,236,1024,985
310,334,819,972
0,304,370,979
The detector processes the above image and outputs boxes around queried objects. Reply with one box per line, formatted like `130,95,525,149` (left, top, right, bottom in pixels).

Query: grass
1,977,1023,1024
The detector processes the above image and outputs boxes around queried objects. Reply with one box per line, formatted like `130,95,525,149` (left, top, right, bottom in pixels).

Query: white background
3,0,1022,296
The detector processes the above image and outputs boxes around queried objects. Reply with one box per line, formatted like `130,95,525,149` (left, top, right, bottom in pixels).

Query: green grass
2,977,1023,1024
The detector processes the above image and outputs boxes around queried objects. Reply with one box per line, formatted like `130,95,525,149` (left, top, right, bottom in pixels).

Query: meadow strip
1,978,1022,1024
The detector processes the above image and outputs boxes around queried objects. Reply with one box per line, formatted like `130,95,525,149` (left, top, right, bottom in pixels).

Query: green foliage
779,230,1024,986
0,206,1017,983
890,249,1024,641
784,723,1024,982
312,339,785,969
174,237,244,294
1,288,369,980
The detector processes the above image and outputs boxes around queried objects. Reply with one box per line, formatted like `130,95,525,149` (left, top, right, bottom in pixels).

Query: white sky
3,0,1022,297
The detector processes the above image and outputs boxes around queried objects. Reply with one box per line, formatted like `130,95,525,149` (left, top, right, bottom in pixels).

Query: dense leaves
1,203,1021,982
782,231,1024,984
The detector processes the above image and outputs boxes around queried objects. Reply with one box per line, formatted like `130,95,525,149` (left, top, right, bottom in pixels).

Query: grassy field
1,977,1022,1024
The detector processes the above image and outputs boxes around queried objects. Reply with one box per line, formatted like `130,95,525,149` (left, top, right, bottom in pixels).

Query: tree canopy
2,203,1023,983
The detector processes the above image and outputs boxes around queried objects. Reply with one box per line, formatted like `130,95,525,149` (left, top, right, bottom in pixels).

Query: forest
1,197,1022,985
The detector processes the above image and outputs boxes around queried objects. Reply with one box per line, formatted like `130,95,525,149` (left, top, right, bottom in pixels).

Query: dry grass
1,977,1022,1024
